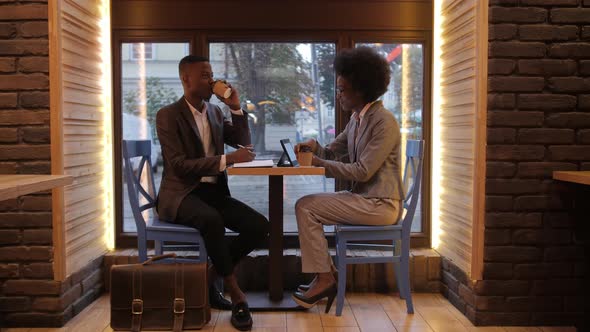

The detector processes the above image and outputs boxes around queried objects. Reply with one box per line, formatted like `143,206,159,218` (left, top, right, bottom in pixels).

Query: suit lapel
179,97,202,141
354,101,380,161
348,116,357,162
206,104,223,154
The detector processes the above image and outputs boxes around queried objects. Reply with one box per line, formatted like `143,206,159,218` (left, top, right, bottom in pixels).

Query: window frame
112,15,432,250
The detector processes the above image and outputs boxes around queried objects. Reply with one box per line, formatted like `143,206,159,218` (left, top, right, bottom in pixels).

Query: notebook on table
233,159,274,168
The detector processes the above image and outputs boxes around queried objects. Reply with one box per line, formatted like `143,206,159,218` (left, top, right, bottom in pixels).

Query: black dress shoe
292,283,337,314
209,284,232,310
230,301,253,331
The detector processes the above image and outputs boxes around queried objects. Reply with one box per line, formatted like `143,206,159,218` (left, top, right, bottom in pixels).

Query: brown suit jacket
315,101,404,201
155,97,251,221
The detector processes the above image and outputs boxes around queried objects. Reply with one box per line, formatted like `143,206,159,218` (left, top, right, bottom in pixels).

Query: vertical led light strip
431,0,443,249
136,43,150,219
99,0,114,249
137,44,148,139
401,44,410,171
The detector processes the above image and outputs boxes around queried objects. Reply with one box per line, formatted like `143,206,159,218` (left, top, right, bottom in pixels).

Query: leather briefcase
110,254,210,331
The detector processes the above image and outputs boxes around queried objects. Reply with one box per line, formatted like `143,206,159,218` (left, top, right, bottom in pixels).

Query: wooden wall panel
435,0,487,279
50,0,110,280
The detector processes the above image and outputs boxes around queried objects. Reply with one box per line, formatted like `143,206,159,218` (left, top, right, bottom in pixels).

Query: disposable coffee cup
297,145,313,167
212,80,232,99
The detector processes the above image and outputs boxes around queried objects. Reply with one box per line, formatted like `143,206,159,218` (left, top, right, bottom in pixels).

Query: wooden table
553,171,590,185
227,166,325,310
0,175,73,201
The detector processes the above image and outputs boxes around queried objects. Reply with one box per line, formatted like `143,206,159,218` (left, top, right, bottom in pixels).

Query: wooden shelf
0,175,73,201
553,171,590,186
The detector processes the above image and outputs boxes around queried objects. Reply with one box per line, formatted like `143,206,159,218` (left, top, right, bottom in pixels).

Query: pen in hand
228,144,256,164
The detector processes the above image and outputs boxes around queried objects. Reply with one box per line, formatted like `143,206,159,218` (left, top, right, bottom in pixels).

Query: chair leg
393,261,405,299
333,232,339,267
138,239,148,263
215,278,224,293
400,256,414,314
198,238,208,264
154,240,163,255
204,254,224,293
335,238,347,316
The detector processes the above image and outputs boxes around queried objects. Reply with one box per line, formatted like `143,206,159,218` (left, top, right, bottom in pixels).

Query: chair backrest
400,140,425,239
122,140,157,234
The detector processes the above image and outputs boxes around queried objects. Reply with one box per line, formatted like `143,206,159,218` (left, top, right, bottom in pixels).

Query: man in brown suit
156,55,268,330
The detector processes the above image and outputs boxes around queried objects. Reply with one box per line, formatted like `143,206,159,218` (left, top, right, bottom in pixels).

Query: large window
116,40,428,241
112,1,432,248
209,43,336,232
120,42,189,232
115,40,429,245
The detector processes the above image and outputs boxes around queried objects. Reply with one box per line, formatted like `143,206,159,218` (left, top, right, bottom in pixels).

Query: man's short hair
334,47,391,103
178,55,209,76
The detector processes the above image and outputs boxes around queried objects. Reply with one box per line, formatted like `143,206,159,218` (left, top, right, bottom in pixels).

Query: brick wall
442,0,588,328
0,1,103,327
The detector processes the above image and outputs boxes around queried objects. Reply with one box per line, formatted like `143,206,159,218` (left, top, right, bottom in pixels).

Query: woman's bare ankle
303,272,335,297
319,272,335,284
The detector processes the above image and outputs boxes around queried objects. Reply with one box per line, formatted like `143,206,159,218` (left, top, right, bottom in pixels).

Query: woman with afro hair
293,47,403,312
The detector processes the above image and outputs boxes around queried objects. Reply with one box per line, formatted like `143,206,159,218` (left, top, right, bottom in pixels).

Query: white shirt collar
185,98,206,116
350,100,378,121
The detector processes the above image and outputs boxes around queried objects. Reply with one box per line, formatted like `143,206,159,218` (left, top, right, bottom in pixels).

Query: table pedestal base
245,291,306,311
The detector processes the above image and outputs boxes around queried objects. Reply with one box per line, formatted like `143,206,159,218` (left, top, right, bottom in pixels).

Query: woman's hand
311,155,322,166
294,139,318,154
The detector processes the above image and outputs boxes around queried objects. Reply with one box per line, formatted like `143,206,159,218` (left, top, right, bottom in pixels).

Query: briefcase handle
143,253,177,265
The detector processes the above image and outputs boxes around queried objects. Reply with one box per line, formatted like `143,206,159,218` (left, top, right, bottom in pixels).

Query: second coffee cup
212,80,232,99
297,145,313,167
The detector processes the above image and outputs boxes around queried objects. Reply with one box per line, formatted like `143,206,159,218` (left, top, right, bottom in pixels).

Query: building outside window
131,42,154,60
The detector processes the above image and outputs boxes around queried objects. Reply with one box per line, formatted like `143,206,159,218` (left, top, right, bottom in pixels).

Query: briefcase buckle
132,299,143,315
174,298,185,314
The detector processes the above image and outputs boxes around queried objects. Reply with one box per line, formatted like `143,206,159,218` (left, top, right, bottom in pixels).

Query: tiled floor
2,293,576,332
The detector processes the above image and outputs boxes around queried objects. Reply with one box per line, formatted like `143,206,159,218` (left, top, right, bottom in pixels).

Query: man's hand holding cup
212,80,241,110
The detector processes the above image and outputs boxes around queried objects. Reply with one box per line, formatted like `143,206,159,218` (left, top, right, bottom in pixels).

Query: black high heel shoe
297,284,311,292
292,284,337,313
297,270,338,292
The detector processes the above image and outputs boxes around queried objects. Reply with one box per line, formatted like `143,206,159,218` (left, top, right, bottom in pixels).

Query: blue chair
122,140,208,263
334,139,424,316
